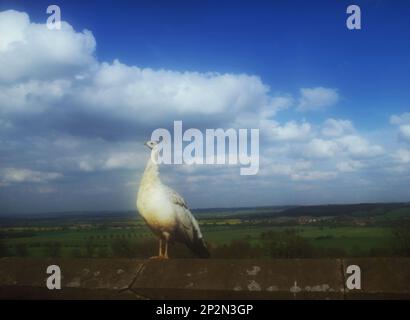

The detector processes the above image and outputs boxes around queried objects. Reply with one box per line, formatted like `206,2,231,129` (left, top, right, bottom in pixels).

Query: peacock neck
141,148,160,186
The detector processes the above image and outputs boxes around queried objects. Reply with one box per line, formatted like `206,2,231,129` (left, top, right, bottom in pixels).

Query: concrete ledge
343,258,410,299
0,258,409,299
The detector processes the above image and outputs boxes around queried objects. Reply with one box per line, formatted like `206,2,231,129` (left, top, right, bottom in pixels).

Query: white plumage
136,140,210,259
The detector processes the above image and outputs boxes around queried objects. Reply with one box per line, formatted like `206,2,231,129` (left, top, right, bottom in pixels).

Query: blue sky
0,0,409,213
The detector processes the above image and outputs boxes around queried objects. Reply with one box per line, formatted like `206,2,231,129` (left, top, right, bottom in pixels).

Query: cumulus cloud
398,125,410,142
322,118,354,137
0,168,62,185
0,10,286,130
263,161,336,182
265,161,311,176
337,135,384,158
75,60,278,123
260,117,384,185
78,151,146,172
297,87,339,111
300,133,383,159
0,10,286,133
0,9,406,212
0,118,13,129
0,79,71,114
390,113,410,143
269,121,312,141
390,113,410,125
0,10,96,83
393,148,410,164
0,11,347,152
336,160,364,172
290,170,337,181
0,11,343,141
303,138,339,158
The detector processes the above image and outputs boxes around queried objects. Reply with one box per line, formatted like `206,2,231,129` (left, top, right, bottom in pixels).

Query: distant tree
44,242,62,258
264,229,316,258
111,239,135,258
350,245,364,257
15,243,29,257
140,239,158,257
70,248,82,258
368,247,391,257
391,223,410,257
211,240,263,259
319,247,347,258
0,239,9,257
85,239,95,257
97,246,108,258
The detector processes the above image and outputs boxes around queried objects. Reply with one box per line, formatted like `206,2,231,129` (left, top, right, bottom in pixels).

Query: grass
6,223,394,257
1,205,407,259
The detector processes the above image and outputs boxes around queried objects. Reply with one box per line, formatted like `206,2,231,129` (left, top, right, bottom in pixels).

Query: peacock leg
164,240,169,259
158,238,163,257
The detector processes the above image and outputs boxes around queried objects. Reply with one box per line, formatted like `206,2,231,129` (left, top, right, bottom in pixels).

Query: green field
0,221,399,259
1,203,409,259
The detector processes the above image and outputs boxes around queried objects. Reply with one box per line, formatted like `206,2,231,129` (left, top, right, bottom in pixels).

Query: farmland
0,202,409,259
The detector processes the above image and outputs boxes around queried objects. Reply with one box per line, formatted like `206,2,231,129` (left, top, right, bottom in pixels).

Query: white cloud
259,95,294,118
269,121,312,141
0,8,281,125
390,113,410,143
264,161,336,182
77,151,146,172
103,152,146,170
290,171,337,181
0,10,96,83
322,118,354,137
234,95,293,131
75,60,277,122
303,138,339,158
393,148,410,164
0,10,345,136
265,161,311,176
0,9,407,210
0,12,344,135
32,186,56,194
0,118,13,129
336,160,364,172
398,124,410,142
0,168,62,185
267,163,293,176
0,79,71,113
297,87,339,111
299,133,383,159
390,113,410,125
337,135,384,158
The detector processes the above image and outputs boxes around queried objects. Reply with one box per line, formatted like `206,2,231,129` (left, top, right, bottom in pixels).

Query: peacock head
144,140,159,150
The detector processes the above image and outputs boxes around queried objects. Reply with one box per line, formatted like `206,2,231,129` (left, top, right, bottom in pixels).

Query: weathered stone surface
130,259,344,299
0,257,142,299
0,257,409,299
343,258,410,299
